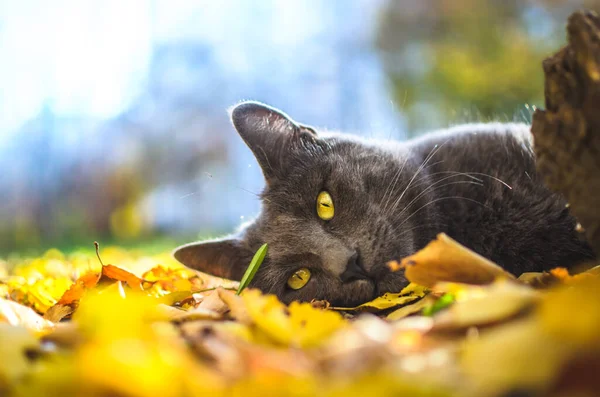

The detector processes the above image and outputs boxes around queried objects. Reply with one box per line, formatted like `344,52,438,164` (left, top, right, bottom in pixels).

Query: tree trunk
531,10,600,256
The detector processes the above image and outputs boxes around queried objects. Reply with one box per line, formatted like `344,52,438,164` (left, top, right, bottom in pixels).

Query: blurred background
0,0,597,256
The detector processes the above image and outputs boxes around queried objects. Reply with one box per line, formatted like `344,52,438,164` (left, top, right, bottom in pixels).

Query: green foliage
376,0,584,133
236,243,268,295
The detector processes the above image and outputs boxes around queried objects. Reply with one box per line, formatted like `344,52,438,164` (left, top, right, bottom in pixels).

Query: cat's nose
340,252,370,283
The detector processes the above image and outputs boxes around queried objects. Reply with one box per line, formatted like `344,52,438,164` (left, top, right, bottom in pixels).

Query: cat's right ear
172,238,253,281
230,101,319,181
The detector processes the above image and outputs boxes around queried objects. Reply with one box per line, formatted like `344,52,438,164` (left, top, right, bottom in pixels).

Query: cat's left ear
173,238,253,280
230,101,319,181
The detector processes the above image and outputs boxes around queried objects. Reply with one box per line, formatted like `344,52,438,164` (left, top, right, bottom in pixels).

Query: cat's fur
174,101,595,307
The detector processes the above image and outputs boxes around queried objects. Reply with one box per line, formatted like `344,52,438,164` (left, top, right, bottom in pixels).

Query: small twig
94,241,105,267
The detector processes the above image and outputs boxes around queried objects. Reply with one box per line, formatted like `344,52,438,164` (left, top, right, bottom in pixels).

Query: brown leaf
517,268,570,289
43,304,75,323
392,233,514,288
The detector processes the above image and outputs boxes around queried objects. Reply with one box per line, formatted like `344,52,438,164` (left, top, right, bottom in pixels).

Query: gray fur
174,102,595,307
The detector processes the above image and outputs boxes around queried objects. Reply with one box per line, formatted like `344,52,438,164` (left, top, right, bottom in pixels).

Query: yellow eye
316,191,334,220
287,268,311,290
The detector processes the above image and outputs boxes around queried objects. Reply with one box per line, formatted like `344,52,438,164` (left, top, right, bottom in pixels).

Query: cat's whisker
410,171,483,188
407,170,511,192
237,186,261,197
237,186,290,212
179,191,200,199
393,222,449,239
386,139,453,216
396,180,484,219
398,196,489,230
380,157,410,214
462,172,512,189
384,160,449,209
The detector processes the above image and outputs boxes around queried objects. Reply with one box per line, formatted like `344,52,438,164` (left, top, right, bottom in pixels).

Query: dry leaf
43,304,75,323
461,317,570,395
218,288,251,324
159,304,222,322
432,281,538,330
242,289,346,348
0,323,41,386
100,264,145,290
539,276,600,347
57,272,100,305
0,298,54,333
197,288,230,314
333,283,428,312
387,296,434,321
391,233,514,287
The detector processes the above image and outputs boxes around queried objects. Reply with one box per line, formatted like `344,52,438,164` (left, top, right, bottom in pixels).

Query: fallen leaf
43,304,75,323
432,281,537,330
159,304,222,322
242,289,346,348
391,233,514,287
461,317,570,395
0,298,54,333
584,265,600,276
197,288,230,314
318,315,393,376
333,283,428,312
100,264,145,290
539,276,600,347
387,296,434,321
0,324,40,387
218,288,251,324
57,272,100,305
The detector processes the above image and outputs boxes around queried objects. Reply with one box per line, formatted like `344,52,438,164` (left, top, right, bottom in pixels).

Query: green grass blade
236,243,268,295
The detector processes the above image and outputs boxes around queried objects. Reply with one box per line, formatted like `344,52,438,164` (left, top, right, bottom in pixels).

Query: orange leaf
101,265,145,290
58,272,101,305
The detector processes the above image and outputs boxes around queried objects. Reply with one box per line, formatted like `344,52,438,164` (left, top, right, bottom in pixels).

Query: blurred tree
376,0,600,134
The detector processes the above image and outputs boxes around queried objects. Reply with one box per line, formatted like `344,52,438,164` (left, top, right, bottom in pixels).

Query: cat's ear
230,101,319,181
173,238,253,280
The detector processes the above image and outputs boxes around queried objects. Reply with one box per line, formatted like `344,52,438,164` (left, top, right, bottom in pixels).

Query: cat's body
174,102,594,307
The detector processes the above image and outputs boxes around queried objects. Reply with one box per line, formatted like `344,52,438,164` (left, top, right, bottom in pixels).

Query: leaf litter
0,234,599,397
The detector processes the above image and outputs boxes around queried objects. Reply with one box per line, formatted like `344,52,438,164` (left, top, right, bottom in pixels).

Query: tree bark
531,10,600,256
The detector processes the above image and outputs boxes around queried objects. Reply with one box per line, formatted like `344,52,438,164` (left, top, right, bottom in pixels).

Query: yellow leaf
539,276,600,347
334,283,428,312
461,317,570,395
432,281,538,330
0,324,40,388
387,296,433,321
242,289,346,348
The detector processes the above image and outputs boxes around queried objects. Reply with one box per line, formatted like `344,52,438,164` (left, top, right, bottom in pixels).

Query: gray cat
174,101,594,307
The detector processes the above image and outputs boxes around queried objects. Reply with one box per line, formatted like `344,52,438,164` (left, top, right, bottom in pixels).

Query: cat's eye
316,191,334,220
287,268,311,290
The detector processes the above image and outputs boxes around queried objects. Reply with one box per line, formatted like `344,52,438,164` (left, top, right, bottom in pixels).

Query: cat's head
174,102,435,307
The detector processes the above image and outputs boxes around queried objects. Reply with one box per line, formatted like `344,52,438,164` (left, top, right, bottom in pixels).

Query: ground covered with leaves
1,235,599,397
